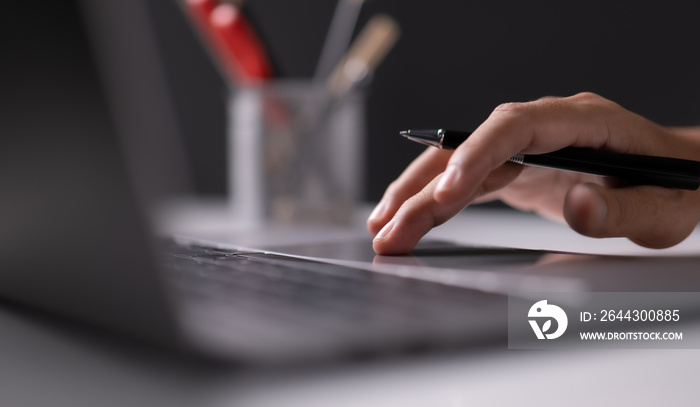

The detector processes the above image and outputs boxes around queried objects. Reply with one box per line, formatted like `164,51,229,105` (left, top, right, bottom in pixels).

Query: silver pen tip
399,129,442,148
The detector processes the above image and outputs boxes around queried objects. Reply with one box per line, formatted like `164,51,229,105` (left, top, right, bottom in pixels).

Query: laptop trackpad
265,238,700,293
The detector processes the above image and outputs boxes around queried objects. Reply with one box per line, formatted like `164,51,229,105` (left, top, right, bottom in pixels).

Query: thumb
563,183,700,249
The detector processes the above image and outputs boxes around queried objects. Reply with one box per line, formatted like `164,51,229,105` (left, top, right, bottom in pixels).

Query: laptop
3,0,700,364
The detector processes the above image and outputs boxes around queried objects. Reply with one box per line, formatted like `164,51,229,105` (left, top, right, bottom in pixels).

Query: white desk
1,301,699,407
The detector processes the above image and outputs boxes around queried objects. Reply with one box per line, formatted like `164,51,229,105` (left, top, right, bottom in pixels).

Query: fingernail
374,218,396,241
436,165,461,194
368,201,388,222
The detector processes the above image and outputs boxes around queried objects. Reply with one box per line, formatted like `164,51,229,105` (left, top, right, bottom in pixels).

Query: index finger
367,147,452,235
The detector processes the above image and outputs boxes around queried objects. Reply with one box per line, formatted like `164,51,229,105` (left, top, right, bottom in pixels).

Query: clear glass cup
229,81,365,225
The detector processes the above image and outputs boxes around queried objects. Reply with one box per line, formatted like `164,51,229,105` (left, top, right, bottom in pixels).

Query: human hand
367,92,700,254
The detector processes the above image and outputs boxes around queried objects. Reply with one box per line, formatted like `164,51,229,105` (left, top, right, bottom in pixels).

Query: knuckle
490,101,535,128
493,101,527,115
398,195,435,228
571,91,617,110
572,91,600,100
535,95,562,103
383,179,412,203
384,180,402,197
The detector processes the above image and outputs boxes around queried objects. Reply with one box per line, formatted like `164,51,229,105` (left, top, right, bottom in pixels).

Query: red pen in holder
209,3,273,83
184,0,273,83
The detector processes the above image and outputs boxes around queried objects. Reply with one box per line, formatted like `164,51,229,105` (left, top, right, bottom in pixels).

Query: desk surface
2,301,699,407
3,201,700,406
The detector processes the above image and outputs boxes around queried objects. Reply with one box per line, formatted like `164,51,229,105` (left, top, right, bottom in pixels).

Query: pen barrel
523,147,700,190
411,130,700,190
441,130,471,149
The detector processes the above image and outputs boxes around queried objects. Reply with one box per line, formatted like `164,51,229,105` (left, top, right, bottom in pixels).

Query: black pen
400,129,700,190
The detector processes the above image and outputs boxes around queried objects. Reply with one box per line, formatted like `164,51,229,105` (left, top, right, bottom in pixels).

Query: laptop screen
0,0,184,345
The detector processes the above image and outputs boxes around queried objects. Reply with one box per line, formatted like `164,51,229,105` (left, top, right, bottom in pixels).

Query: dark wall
152,0,700,200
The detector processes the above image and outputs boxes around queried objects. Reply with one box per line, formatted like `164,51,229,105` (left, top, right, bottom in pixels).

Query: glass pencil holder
228,81,365,225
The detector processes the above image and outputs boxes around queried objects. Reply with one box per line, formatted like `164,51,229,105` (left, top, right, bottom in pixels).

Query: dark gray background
150,0,700,201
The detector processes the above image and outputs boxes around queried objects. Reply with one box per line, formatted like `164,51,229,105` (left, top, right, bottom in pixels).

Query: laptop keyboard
159,241,506,358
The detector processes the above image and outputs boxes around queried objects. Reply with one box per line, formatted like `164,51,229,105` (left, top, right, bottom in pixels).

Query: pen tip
399,130,409,137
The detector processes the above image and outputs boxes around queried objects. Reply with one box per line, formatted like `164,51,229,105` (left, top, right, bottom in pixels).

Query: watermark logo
528,300,568,339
